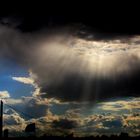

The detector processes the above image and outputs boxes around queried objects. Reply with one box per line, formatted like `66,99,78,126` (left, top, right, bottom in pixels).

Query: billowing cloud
0,23,140,102
4,109,25,125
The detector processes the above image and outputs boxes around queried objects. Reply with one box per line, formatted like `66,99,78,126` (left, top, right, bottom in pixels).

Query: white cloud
0,91,10,98
12,77,34,85
4,98,23,105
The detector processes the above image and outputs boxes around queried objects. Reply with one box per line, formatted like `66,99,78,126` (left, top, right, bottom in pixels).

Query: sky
0,3,140,137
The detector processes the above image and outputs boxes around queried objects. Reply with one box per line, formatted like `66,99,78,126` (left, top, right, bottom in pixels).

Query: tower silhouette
0,100,3,137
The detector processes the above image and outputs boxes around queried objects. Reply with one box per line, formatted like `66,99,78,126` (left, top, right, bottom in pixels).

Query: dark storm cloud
0,20,140,102
52,118,79,129
41,68,140,102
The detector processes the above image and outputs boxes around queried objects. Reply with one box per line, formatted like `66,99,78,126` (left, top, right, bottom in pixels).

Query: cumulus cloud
0,91,10,98
4,96,84,120
47,112,140,137
2,96,140,137
4,111,25,125
3,108,27,137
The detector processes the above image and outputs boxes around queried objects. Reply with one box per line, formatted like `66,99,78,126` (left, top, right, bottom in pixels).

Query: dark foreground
0,134,140,140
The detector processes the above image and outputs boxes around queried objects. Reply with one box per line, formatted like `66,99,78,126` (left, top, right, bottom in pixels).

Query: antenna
0,100,3,138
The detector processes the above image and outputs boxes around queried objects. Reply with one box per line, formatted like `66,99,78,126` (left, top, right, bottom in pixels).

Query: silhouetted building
0,101,3,138
4,129,8,138
25,123,36,133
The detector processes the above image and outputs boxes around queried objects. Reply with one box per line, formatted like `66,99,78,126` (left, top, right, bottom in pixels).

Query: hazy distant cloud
0,91,10,98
